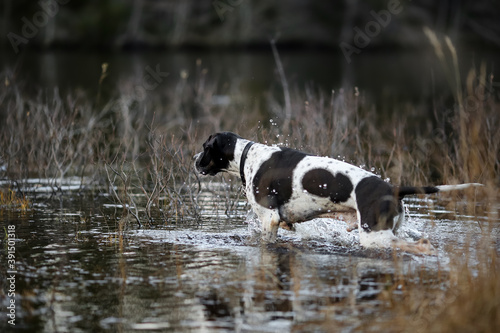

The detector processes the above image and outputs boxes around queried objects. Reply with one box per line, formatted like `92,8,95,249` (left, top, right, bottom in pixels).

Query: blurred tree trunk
127,0,143,41
340,0,356,86
436,0,462,41
172,2,190,45
44,12,56,47
2,0,12,42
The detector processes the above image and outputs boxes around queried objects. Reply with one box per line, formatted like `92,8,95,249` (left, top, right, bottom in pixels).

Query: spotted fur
194,132,482,251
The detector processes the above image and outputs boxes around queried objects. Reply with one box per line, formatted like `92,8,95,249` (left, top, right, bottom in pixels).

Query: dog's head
194,132,241,176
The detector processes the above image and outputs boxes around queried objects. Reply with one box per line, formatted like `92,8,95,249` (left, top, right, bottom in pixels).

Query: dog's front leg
254,208,280,242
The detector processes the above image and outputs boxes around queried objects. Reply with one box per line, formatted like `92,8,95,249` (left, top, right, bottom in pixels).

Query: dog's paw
391,238,437,255
413,238,437,255
346,222,358,232
261,232,278,243
279,221,296,231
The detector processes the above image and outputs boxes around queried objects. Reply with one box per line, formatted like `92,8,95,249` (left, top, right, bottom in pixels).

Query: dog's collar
239,141,255,187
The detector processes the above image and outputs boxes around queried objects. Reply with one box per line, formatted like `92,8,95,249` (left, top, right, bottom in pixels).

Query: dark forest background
2,0,500,52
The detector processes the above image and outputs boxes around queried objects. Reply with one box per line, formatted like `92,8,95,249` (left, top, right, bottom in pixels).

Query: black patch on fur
195,132,240,175
355,176,398,232
253,147,307,210
302,169,353,203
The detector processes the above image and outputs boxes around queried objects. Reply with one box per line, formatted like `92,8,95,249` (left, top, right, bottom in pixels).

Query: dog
194,132,482,252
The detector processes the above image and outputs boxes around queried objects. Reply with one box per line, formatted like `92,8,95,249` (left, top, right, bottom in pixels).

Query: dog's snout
193,152,209,175
193,152,202,173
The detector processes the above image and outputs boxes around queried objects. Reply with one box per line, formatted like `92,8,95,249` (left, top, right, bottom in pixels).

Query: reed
0,188,31,211
0,49,498,331
369,239,500,332
0,51,498,216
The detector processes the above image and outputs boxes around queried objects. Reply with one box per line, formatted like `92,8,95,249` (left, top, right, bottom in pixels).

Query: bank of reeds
0,188,30,211
1,49,499,218
0,47,499,331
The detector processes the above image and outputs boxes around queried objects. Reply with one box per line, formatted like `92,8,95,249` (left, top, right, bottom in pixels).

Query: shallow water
0,180,499,332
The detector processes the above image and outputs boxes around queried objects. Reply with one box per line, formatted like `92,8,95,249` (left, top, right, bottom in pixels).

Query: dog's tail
395,183,483,200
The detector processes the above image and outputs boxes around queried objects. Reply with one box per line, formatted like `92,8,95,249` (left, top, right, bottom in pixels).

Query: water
1,49,499,331
1,180,498,332
3,48,498,117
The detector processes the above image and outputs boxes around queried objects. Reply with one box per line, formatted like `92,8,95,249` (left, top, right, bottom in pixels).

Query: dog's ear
203,134,218,150
202,132,236,161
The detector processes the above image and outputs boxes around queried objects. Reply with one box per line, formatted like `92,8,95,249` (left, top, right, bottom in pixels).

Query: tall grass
0,188,31,210
1,47,498,214
0,45,499,331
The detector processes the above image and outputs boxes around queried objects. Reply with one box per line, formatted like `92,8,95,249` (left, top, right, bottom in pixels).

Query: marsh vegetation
1,38,499,331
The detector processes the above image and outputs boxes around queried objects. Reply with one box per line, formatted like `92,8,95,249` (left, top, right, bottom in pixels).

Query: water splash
245,209,360,249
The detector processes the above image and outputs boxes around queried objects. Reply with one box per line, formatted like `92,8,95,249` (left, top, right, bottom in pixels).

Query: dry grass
0,188,31,211
0,39,499,331
369,243,500,333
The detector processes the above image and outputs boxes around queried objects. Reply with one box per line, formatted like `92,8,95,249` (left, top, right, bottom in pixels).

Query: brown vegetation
1,37,499,332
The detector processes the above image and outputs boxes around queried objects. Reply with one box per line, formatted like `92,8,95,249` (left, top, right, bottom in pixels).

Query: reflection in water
0,188,498,332
3,48,497,119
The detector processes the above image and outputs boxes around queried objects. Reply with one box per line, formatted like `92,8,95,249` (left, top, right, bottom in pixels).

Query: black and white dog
194,132,481,252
